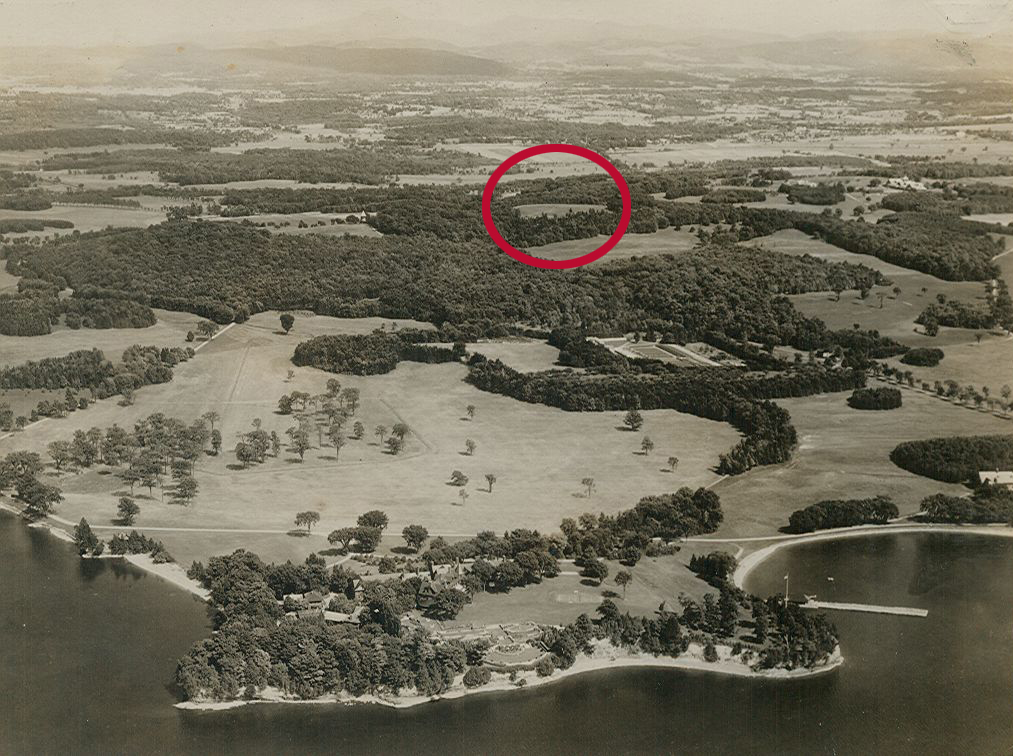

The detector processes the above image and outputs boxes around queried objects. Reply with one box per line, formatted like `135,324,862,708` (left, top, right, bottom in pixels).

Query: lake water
2,512,1011,755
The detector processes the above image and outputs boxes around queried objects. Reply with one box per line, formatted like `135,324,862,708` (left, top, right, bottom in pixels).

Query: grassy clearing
446,551,716,629
0,308,198,368
1,312,736,563
742,229,1012,388
515,203,605,218
711,389,1011,538
464,339,562,373
529,228,700,263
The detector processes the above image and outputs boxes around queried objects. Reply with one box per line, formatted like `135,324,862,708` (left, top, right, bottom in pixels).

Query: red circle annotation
481,143,631,270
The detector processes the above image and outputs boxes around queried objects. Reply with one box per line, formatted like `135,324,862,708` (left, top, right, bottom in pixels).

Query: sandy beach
731,523,1013,589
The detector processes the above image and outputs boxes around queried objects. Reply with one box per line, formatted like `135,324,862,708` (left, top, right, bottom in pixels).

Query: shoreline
731,523,1013,589
0,500,210,599
176,641,844,712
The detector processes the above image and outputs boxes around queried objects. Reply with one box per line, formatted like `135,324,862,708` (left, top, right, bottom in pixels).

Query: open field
0,312,737,564
614,130,1010,167
711,388,1011,538
0,203,169,237
529,228,700,263
0,308,198,368
464,339,562,372
741,229,1012,388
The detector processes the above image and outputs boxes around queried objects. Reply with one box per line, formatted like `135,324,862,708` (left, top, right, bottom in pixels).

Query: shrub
535,656,556,677
703,640,719,662
462,666,492,688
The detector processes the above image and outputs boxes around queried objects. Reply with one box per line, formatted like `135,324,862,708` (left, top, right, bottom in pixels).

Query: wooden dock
801,600,928,617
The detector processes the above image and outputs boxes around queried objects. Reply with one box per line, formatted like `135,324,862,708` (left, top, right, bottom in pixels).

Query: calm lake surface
2,512,1011,755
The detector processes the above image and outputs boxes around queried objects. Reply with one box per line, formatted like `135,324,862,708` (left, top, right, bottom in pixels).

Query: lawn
446,551,718,629
1,311,738,564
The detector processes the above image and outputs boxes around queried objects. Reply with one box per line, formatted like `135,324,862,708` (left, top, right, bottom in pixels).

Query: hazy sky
0,0,1006,47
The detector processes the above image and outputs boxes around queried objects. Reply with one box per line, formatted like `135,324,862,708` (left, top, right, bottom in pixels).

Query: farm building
978,470,1013,488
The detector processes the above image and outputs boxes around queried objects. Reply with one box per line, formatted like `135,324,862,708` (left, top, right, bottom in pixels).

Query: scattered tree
485,473,497,492
623,409,643,431
581,477,595,497
641,437,654,455
117,496,140,525
280,313,295,334
295,511,320,533
614,570,632,597
465,438,476,456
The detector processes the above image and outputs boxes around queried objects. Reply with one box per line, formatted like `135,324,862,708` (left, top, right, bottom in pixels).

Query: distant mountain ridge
231,45,511,76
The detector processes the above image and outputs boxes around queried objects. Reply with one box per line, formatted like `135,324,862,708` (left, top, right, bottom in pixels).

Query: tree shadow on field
287,529,310,538
580,579,601,587
225,463,247,471
633,451,647,456
615,426,636,432
391,546,416,555
601,589,620,599
318,548,344,557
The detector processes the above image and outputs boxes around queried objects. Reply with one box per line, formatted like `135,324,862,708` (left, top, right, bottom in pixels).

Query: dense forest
0,285,155,336
890,435,1013,484
5,221,886,353
39,146,493,185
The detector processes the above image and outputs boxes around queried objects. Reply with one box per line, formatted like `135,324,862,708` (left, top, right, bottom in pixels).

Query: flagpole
784,572,789,603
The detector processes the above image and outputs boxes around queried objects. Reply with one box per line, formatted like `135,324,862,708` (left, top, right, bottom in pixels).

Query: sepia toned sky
0,0,1007,47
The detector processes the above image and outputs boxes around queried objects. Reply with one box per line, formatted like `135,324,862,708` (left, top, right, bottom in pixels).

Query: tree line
786,496,899,533
890,434,1013,484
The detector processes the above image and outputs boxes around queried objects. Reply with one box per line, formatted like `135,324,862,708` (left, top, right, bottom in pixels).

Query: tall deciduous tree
402,524,429,552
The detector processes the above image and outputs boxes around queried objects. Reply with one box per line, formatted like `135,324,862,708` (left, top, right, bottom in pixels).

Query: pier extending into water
801,600,928,618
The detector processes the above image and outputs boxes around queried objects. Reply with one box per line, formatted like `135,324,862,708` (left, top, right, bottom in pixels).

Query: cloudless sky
0,0,1007,47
